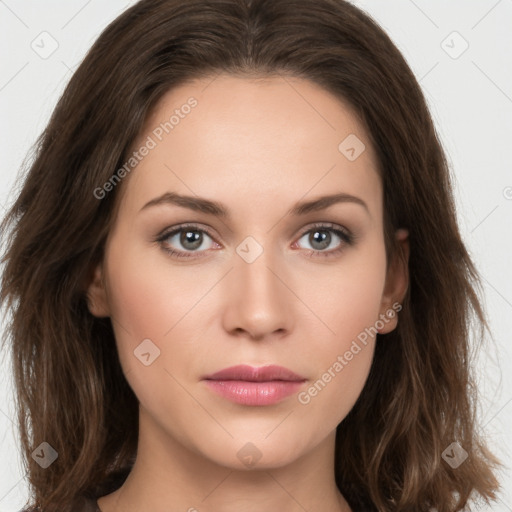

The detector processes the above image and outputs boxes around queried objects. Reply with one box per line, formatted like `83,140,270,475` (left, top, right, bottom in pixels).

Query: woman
0,0,501,511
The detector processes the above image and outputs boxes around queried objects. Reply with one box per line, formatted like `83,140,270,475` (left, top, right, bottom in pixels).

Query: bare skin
87,74,409,512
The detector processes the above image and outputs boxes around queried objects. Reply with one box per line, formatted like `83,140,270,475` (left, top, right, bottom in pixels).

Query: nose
221,244,295,341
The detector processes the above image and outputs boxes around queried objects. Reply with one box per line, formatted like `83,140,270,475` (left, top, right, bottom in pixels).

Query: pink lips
202,364,306,406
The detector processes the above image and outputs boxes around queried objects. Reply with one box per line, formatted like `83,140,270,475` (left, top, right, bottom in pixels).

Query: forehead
120,74,382,224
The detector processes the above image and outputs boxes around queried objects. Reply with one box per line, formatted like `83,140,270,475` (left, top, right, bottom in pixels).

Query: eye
293,223,354,258
156,223,218,259
156,222,355,260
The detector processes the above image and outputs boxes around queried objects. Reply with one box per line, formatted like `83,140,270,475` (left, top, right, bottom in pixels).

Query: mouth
202,364,306,406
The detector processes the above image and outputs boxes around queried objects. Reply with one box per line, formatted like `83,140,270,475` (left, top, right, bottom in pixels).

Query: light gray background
0,1,511,511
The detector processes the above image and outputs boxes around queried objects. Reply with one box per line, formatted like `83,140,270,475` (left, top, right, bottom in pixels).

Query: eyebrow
139,191,369,217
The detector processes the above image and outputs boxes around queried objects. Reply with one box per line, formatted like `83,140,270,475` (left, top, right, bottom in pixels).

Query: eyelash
155,222,355,260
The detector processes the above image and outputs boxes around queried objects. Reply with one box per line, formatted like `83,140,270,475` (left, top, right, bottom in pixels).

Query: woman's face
87,74,408,470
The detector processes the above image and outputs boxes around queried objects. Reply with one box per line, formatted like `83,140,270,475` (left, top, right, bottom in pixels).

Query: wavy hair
0,0,501,510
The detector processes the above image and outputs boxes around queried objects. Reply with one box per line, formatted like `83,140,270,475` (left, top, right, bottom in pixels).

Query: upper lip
203,364,306,382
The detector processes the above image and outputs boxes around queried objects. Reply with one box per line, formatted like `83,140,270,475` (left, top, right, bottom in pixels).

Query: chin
195,433,312,471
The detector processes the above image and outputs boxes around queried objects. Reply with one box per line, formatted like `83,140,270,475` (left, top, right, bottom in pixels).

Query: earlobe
378,228,410,334
85,262,111,318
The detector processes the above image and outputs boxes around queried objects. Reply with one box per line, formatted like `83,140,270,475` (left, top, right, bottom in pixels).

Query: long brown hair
0,1,501,510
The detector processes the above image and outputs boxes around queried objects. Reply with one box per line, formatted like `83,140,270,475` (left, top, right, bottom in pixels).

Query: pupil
311,230,330,250
181,230,202,250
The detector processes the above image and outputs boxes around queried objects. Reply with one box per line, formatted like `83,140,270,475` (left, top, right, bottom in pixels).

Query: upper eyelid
158,222,351,245
158,223,216,240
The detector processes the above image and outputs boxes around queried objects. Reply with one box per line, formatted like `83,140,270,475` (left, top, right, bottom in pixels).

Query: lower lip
203,380,304,406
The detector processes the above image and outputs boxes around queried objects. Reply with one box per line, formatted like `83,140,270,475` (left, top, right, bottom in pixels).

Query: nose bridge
235,235,284,306
222,234,293,338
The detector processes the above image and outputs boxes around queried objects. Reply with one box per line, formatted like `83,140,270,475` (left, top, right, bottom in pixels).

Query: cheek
105,239,205,341
295,243,386,422
103,244,205,421
103,241,196,379
297,342,374,437
307,238,387,345
296,291,378,431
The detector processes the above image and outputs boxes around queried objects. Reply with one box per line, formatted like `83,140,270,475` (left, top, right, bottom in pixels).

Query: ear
85,261,111,318
377,228,409,334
